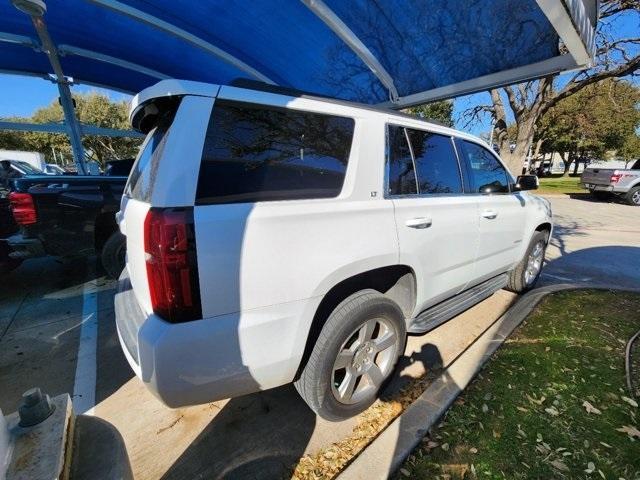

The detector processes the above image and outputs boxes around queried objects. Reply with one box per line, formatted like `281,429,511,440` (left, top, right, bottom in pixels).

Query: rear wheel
101,231,126,279
506,231,547,293
625,186,640,206
295,289,406,421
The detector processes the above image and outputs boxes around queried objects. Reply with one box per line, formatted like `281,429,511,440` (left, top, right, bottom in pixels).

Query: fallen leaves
616,425,640,438
544,406,560,416
550,459,569,472
582,400,602,415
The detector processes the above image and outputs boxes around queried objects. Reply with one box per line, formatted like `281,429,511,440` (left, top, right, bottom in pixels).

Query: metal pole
31,16,87,175
13,1,87,175
55,81,86,174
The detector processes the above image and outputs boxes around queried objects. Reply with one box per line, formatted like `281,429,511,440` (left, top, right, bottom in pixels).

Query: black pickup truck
7,170,128,278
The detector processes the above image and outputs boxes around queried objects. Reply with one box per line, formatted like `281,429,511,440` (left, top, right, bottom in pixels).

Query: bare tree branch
503,85,523,119
542,53,640,115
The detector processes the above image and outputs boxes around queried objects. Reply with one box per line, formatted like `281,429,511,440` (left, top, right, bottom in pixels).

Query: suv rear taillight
144,208,201,323
610,174,622,183
9,192,37,225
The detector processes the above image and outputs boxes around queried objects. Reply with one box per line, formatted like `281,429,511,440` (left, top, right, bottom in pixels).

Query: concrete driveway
541,193,640,288
0,192,637,479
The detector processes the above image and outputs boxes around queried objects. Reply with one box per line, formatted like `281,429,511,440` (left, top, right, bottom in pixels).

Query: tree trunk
572,158,581,175
563,152,575,176
499,118,536,175
533,138,543,159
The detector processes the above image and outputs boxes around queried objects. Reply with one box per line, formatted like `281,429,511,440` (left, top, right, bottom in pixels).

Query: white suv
115,79,552,421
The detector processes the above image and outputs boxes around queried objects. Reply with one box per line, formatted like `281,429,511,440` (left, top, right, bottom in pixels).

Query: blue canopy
0,0,597,108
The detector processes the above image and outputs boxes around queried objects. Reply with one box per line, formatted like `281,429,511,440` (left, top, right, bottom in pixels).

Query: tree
619,133,640,167
404,100,454,127
536,79,640,173
0,92,141,166
463,1,640,174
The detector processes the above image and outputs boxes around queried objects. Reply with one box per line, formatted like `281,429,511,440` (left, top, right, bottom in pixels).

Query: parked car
115,80,553,421
0,159,44,273
44,164,67,175
6,159,134,278
0,150,47,172
104,159,135,177
580,159,640,205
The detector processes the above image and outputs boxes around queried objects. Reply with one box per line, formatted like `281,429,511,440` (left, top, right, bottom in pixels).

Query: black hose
625,329,640,397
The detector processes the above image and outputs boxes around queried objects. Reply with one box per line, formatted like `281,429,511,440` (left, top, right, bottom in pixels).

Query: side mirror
515,175,539,191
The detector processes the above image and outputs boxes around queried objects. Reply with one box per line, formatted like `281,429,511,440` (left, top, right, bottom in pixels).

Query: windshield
13,161,42,174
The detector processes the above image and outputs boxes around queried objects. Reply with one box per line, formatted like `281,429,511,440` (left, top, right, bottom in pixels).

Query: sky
0,8,637,138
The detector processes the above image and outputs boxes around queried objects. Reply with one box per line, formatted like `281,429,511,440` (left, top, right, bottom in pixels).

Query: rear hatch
118,94,212,326
120,103,177,316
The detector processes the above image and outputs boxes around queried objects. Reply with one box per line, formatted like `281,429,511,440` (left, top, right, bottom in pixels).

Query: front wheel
506,231,548,293
295,289,406,421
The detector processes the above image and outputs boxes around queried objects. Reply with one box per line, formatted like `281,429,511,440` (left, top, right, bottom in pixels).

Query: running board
408,274,508,334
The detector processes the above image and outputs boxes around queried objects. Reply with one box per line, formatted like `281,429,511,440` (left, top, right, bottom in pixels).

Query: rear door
456,139,526,282
390,125,479,314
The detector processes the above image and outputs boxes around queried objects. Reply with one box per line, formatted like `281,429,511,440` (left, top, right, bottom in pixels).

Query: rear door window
459,140,510,194
387,125,417,196
406,129,462,194
195,100,354,205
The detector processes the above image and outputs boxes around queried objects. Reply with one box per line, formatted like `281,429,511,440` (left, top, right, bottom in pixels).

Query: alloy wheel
524,240,545,285
331,317,399,405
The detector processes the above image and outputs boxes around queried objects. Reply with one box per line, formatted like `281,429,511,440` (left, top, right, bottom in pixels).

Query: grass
398,290,640,480
536,175,586,195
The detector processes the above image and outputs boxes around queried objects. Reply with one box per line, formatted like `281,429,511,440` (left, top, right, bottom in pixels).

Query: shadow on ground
544,243,640,288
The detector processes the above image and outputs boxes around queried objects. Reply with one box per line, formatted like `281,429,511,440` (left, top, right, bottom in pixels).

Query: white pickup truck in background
581,159,640,206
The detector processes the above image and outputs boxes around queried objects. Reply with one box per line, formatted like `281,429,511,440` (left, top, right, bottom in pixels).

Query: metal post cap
18,387,55,427
11,0,46,17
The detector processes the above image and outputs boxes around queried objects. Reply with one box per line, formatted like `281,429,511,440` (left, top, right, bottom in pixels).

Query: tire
294,289,406,421
591,190,610,201
506,231,547,294
625,186,640,206
101,231,126,279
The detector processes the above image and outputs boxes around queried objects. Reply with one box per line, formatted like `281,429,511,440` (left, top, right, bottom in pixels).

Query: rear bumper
115,270,311,407
581,183,627,193
6,234,45,260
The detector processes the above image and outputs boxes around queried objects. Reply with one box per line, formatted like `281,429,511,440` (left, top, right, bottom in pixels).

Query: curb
337,283,639,480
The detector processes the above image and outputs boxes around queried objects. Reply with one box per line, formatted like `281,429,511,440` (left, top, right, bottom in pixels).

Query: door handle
405,217,432,229
481,210,498,219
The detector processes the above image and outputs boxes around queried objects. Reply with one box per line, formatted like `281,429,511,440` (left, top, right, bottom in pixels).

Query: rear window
195,100,354,205
125,108,178,202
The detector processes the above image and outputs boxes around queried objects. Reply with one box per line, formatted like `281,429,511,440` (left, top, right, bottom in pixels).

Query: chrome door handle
405,217,432,229
481,210,498,219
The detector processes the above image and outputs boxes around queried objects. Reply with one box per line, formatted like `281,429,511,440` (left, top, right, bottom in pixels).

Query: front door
456,139,526,282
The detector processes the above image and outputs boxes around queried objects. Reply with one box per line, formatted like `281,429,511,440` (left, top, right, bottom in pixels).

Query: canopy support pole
13,0,87,175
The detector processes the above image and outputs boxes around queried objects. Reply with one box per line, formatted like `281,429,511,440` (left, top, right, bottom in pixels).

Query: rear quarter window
125,108,177,202
195,100,355,205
